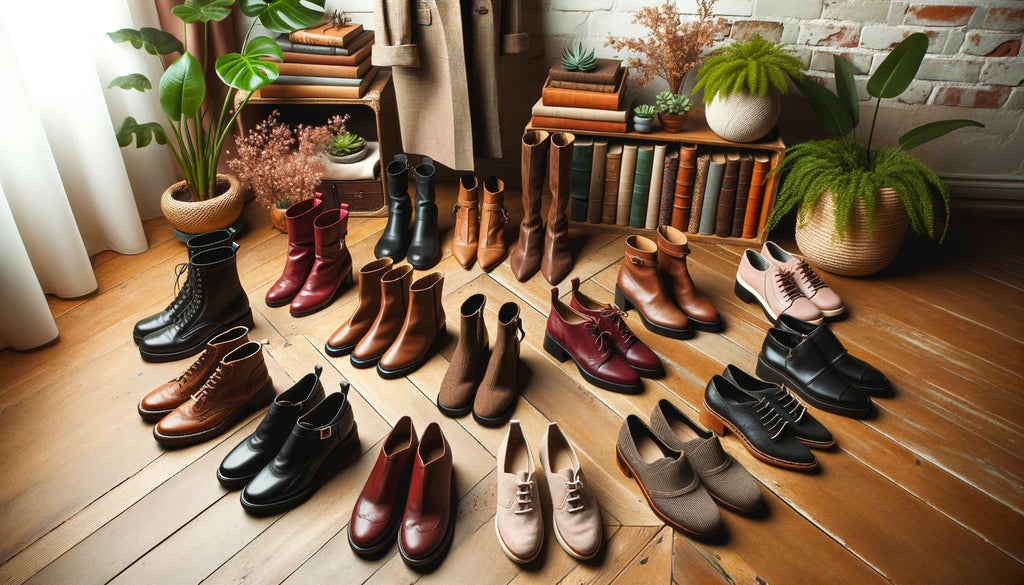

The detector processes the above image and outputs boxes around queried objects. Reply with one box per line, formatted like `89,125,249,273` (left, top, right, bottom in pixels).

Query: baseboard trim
943,175,1024,218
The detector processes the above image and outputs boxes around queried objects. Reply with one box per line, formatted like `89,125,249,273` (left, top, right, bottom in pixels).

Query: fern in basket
694,34,803,103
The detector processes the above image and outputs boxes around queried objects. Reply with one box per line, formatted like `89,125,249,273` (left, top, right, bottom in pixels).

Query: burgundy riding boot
290,204,354,317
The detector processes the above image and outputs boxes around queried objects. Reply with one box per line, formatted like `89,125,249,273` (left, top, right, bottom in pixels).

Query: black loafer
721,365,835,449
757,328,874,418
775,314,892,397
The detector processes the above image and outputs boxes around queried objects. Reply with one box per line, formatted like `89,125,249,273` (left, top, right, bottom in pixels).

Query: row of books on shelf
567,140,772,239
532,59,629,133
257,22,377,99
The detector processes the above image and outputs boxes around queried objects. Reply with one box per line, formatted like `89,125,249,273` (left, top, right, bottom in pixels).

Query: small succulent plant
326,131,366,157
655,91,693,115
561,42,597,72
634,104,656,118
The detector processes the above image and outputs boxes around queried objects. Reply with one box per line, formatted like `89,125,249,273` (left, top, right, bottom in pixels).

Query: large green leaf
114,117,168,148
108,74,152,92
171,0,234,23
790,73,853,138
898,119,985,150
107,27,183,56
216,37,282,90
159,53,205,120
833,54,859,128
240,0,325,33
867,32,928,99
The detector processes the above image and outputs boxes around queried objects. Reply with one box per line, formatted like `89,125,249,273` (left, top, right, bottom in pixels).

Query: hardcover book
531,98,629,123
569,139,594,222
256,69,377,99
279,41,372,66
587,140,609,223
529,116,628,134
698,153,726,235
602,143,623,224
629,145,654,228
715,152,741,237
548,79,619,93
616,143,638,226
742,154,772,238
272,58,371,79
645,144,667,229
548,59,623,84
731,153,755,237
658,147,680,228
541,72,626,110
289,22,364,47
671,144,698,230
274,74,365,87
275,30,373,55
687,153,710,233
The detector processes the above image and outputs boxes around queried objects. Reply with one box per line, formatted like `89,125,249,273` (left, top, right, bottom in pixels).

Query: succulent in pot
654,90,692,132
561,42,597,72
326,131,368,163
633,104,656,133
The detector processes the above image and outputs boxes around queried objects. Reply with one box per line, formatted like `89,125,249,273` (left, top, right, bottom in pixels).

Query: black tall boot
375,154,413,261
132,229,236,344
139,246,254,363
407,157,440,270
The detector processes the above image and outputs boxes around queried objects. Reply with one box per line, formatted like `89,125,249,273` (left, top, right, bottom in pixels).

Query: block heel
699,405,728,436
613,286,634,312
543,333,569,362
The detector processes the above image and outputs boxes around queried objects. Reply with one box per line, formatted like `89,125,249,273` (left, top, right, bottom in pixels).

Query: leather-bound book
569,139,594,222
276,31,373,55
698,153,726,235
715,152,741,237
731,153,755,237
671,144,698,230
274,74,366,87
279,41,372,66
645,143,667,229
602,143,623,224
658,147,679,227
629,145,654,228
742,154,772,238
529,117,627,133
272,58,372,79
531,98,629,123
687,153,711,233
587,140,608,223
257,69,377,99
548,79,620,93
616,143,638,226
548,59,623,84
289,23,364,47
541,72,626,110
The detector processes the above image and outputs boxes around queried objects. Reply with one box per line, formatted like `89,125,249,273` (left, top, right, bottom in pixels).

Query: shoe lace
190,367,223,407
565,477,586,513
774,270,804,303
599,307,636,345
514,478,535,514
584,320,614,362
175,349,211,385
795,261,825,292
772,386,807,423
167,263,194,312
173,270,204,328
754,399,789,442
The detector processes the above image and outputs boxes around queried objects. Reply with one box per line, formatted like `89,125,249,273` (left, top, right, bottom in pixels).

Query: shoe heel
341,269,354,289
234,308,256,330
613,286,634,312
543,333,569,362
699,406,727,436
615,448,633,478
734,280,756,304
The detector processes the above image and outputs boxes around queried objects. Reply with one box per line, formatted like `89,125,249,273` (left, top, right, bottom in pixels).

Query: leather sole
377,327,447,379
734,279,824,325
152,379,275,448
398,469,456,568
615,446,720,539
614,287,694,340
755,355,875,419
699,402,818,471
137,403,176,423
240,425,360,516
543,333,642,394
289,270,354,318
495,515,543,564
139,309,255,364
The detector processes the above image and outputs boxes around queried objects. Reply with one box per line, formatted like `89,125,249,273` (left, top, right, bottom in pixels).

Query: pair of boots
437,294,524,427
614,226,723,340
266,197,353,317
325,258,446,379
451,175,508,270
133,231,253,363
376,155,441,270
138,326,275,447
509,130,576,285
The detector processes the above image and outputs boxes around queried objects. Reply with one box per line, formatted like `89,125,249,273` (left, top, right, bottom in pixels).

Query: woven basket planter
161,174,244,235
795,188,909,276
705,91,780,143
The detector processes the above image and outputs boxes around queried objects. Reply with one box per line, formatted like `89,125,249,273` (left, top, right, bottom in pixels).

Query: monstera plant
108,0,324,233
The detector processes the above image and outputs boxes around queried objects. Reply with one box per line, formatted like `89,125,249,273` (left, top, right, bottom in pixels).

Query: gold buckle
319,427,333,440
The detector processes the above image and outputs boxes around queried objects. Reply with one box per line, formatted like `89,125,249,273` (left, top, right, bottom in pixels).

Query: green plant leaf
867,32,928,99
216,40,280,91
241,0,325,33
114,117,168,148
171,0,234,23
107,27,183,56
790,74,853,137
159,52,205,120
833,54,859,127
898,119,984,150
108,74,152,92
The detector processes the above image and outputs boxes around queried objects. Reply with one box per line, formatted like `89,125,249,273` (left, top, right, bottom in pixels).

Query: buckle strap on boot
483,203,510,223
626,253,656,267
451,199,478,217
658,244,690,259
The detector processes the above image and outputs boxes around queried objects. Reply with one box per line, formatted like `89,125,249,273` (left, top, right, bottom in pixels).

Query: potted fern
654,90,692,132
633,104,656,133
768,33,983,276
107,0,324,237
694,34,804,142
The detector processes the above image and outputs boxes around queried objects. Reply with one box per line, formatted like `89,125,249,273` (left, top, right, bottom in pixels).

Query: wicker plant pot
658,112,689,132
795,188,910,276
161,174,244,234
705,91,781,143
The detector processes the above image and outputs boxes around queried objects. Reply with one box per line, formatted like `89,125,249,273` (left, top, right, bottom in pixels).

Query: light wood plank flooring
1,182,1022,585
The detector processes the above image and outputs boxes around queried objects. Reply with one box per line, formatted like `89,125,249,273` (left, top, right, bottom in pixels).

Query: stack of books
566,141,772,235
530,59,628,134
258,22,377,99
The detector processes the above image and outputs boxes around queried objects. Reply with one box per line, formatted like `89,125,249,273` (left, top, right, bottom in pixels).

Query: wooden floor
1,182,1022,585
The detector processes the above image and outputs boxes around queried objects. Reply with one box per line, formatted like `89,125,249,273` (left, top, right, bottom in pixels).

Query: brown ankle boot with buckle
656,226,723,332
478,177,509,271
451,175,480,268
437,294,488,418
615,235,693,340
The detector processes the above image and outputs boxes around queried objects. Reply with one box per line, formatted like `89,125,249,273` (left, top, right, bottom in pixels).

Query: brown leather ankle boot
473,302,525,427
541,132,575,285
509,130,549,282
451,175,479,268
437,294,488,417
154,341,275,447
478,176,509,271
378,272,446,379
615,235,694,339
326,258,394,356
351,264,414,368
290,204,354,317
656,226,723,332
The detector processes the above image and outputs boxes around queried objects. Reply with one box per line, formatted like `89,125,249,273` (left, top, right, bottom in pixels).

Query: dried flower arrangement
605,0,720,93
229,110,349,209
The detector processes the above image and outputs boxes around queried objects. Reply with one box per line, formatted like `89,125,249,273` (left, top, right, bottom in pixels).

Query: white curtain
0,0,176,350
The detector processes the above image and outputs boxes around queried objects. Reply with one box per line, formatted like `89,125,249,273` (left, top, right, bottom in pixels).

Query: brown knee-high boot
541,132,575,285
509,130,549,281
